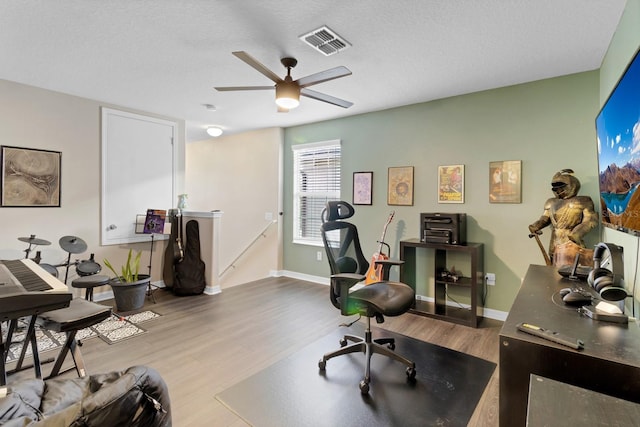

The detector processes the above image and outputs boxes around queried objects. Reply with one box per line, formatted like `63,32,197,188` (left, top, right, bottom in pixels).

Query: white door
101,108,176,245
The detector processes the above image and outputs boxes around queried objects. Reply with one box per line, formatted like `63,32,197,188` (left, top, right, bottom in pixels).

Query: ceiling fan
214,51,353,112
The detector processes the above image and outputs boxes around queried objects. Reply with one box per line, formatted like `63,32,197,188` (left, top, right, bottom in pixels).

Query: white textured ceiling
0,1,626,143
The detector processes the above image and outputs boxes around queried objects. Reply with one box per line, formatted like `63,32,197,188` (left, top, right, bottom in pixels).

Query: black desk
499,265,640,426
527,374,640,426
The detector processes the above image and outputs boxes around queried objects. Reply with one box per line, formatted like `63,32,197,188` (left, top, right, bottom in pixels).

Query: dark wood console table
499,264,640,426
399,239,484,328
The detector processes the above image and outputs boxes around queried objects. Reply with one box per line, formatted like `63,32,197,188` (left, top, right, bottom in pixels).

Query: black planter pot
109,274,150,312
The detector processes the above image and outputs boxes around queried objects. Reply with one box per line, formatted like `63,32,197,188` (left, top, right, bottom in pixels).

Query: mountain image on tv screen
596,47,640,234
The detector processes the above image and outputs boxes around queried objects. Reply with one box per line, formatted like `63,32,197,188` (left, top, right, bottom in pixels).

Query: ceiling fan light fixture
206,126,223,137
275,81,300,109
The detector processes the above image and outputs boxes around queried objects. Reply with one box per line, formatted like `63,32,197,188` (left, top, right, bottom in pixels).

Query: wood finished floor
8,277,501,426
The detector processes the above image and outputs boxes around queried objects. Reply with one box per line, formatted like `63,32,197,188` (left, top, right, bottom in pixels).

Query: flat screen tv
596,46,640,236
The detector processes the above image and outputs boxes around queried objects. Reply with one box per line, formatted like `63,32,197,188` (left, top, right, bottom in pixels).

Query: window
292,140,341,245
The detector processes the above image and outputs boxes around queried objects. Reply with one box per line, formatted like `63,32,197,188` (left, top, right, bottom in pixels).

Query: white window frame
292,140,341,246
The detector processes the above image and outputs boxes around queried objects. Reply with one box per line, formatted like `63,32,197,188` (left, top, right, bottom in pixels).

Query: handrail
220,220,277,277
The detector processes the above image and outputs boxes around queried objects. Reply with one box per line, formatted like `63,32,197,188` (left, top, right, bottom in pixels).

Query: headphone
586,242,627,301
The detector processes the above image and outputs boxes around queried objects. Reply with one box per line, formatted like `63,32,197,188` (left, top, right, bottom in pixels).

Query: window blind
292,140,341,245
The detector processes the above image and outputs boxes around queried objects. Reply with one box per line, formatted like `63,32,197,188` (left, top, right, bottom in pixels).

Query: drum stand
18,235,51,260
59,236,88,284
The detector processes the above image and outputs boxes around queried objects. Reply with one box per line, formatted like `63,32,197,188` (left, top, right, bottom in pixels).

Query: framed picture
353,171,373,205
1,146,61,207
489,160,522,203
387,166,414,206
438,165,464,203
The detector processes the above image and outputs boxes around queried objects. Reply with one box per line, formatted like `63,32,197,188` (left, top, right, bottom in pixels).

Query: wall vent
299,26,351,56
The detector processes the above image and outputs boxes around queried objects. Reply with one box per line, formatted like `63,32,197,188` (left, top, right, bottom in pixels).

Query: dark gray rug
216,324,495,427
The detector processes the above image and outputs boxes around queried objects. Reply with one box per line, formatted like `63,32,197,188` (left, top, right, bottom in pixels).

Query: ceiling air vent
299,26,351,56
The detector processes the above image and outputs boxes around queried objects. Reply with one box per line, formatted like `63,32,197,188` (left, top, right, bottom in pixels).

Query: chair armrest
373,259,405,280
330,273,365,315
374,259,404,267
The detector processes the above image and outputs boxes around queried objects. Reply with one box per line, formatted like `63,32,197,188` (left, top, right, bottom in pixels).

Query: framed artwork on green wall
489,160,522,203
353,171,373,205
388,166,414,206
438,164,464,203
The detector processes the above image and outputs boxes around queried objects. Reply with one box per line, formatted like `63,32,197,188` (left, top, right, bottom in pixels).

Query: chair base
318,317,416,394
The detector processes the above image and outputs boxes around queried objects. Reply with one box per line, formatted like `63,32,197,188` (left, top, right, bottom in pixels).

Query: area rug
216,324,495,427
4,310,161,362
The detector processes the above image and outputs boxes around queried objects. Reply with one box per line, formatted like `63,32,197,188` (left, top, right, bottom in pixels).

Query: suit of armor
529,169,598,262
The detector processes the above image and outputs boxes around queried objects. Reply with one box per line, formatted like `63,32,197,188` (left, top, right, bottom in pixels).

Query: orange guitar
365,212,395,284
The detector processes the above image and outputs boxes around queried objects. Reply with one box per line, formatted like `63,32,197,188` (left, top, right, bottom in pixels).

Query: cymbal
18,235,51,246
59,235,87,254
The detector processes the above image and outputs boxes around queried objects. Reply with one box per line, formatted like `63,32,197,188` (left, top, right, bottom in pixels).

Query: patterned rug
3,310,161,363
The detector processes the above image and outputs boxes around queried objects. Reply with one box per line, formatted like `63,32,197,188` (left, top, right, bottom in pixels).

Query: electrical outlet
485,273,496,286
316,251,322,262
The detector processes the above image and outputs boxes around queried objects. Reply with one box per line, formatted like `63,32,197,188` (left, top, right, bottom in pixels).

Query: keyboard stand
1,317,45,385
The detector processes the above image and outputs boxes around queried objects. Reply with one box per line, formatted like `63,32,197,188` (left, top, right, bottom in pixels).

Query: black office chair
318,201,416,394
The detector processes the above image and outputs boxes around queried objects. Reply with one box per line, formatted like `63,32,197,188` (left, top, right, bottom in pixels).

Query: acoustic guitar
365,212,395,284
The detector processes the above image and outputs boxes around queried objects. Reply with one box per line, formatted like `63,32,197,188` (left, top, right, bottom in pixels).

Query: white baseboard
275,270,508,322
271,270,329,285
204,285,221,295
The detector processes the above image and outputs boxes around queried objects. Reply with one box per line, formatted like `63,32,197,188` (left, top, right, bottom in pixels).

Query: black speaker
587,242,627,301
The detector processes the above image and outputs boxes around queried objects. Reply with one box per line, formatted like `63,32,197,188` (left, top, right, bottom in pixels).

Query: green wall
283,71,600,313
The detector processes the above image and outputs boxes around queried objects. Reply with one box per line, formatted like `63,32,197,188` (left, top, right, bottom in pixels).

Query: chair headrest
324,201,355,221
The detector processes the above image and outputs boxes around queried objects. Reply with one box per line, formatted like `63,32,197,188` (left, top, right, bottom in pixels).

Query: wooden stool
38,298,111,379
71,274,110,301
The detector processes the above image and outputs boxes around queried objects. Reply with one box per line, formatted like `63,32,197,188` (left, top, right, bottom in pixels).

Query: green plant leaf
103,248,142,283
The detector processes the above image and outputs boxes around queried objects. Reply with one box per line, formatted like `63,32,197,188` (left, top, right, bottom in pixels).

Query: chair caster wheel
359,380,369,394
339,338,347,347
406,367,416,380
318,360,326,370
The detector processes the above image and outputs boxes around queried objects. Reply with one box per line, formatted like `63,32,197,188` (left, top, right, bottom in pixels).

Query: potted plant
104,249,149,312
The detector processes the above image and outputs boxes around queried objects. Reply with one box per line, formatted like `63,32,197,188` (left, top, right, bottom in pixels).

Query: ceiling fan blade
232,51,283,83
214,86,274,92
296,66,352,88
301,88,353,108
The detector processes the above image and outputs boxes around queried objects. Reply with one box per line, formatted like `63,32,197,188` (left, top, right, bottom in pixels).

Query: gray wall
0,79,185,293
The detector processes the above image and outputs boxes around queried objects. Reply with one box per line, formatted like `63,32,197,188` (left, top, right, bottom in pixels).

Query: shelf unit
399,238,484,328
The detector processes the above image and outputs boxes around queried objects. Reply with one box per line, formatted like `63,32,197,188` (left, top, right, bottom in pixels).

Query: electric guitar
365,212,395,284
